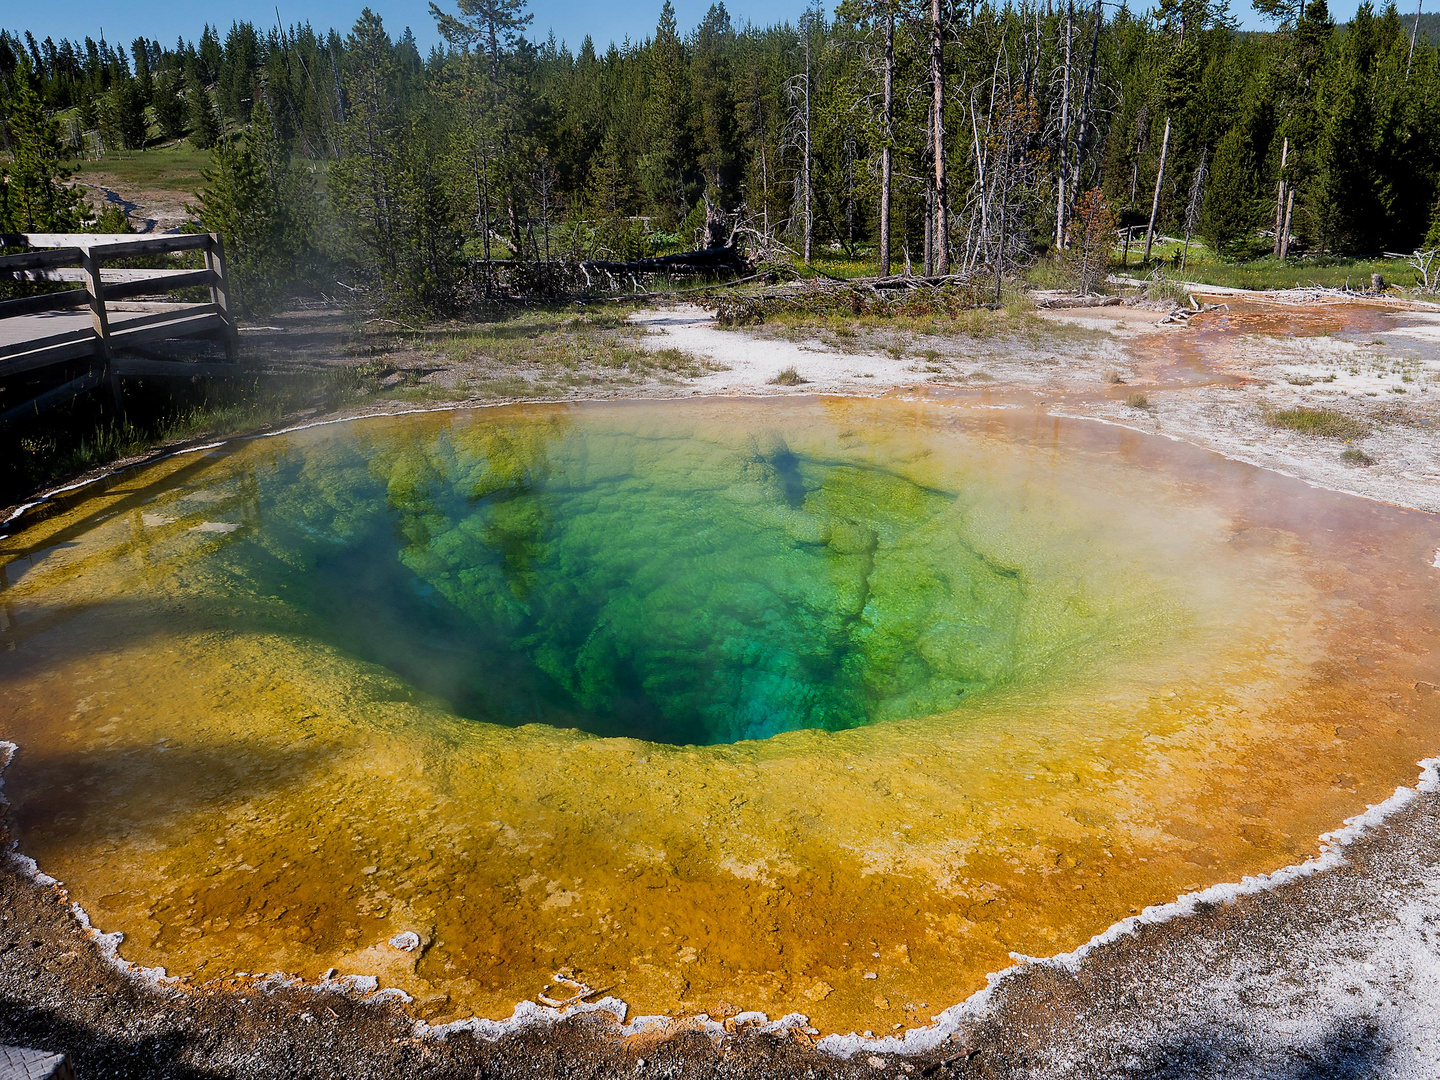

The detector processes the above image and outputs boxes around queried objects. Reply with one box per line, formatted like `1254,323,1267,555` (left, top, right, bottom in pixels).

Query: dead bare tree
1142,114,1171,264
1408,0,1425,77
930,0,950,273
784,2,822,265
1390,247,1440,291
1273,136,1289,257
531,149,559,263
881,6,896,275
1181,147,1207,271
1068,0,1105,208
1054,0,1075,249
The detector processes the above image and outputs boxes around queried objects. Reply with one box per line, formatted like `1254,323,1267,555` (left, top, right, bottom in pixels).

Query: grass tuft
1340,447,1376,466
1125,392,1150,409
1264,407,1369,439
770,366,807,385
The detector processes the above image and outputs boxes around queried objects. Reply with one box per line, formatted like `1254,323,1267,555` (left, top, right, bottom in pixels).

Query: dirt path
71,174,195,234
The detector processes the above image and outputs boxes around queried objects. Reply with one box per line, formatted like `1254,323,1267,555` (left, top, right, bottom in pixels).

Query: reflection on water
1,397,1437,1034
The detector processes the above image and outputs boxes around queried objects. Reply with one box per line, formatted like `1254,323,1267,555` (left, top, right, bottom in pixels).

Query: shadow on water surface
5,734,342,854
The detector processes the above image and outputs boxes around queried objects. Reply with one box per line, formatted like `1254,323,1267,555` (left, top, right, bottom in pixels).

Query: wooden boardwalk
1,232,239,426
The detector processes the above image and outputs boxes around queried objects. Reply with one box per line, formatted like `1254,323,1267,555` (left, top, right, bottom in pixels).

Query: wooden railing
0,233,239,425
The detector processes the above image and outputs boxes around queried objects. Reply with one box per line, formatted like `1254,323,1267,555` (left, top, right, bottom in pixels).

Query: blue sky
7,0,1383,53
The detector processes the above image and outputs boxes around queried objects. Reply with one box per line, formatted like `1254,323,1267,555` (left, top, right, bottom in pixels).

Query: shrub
1061,189,1117,294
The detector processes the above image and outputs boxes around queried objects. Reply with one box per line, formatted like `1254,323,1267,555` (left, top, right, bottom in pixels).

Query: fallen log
713,276,988,326
580,245,747,275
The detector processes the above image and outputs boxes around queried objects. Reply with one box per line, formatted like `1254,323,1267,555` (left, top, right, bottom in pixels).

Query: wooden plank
79,248,111,367
109,311,226,349
109,305,219,334
0,233,209,257
111,356,240,379
91,234,211,259
0,248,82,273
0,331,98,376
1,233,138,249
0,289,91,318
102,269,215,302
0,368,107,428
204,234,238,363
14,267,213,285
0,322,94,360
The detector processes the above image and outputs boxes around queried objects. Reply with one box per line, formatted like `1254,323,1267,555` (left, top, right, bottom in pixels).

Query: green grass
769,365,806,385
729,284,1103,353
796,252,883,280
412,307,716,394
1341,447,1376,466
70,143,214,195
1264,407,1370,439
1115,237,1417,292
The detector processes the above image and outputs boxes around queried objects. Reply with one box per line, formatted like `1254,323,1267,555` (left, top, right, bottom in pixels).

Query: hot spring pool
1,396,1437,1034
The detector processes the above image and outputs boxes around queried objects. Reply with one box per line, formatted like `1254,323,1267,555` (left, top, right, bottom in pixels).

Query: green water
197,407,1124,745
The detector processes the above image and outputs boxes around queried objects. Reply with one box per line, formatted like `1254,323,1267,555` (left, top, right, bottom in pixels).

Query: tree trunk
879,10,894,276
1055,0,1073,250
1273,136,1289,257
1070,0,1104,195
924,182,935,277
969,87,989,252
474,135,492,263
803,23,813,266
930,0,949,274
1280,189,1294,258
1142,114,1171,264
1409,0,1424,77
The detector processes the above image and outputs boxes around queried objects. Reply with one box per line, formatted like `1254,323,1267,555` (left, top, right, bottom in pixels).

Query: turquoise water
193,407,1114,745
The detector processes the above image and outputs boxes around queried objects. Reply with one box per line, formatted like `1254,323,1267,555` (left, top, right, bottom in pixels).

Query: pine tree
196,96,323,313
1201,125,1259,253
1,63,89,231
692,3,739,226
640,0,695,228
185,67,219,148
429,0,532,77
98,75,148,150
430,0,534,257
153,68,187,139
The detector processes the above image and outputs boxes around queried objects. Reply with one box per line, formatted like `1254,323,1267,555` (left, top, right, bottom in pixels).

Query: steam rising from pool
1,397,1436,1035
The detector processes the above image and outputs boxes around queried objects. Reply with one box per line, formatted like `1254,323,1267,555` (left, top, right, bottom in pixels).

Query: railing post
80,245,123,409
204,232,239,364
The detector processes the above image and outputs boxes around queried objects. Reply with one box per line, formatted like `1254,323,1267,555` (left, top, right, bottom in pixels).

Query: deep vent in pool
219,422,1046,745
